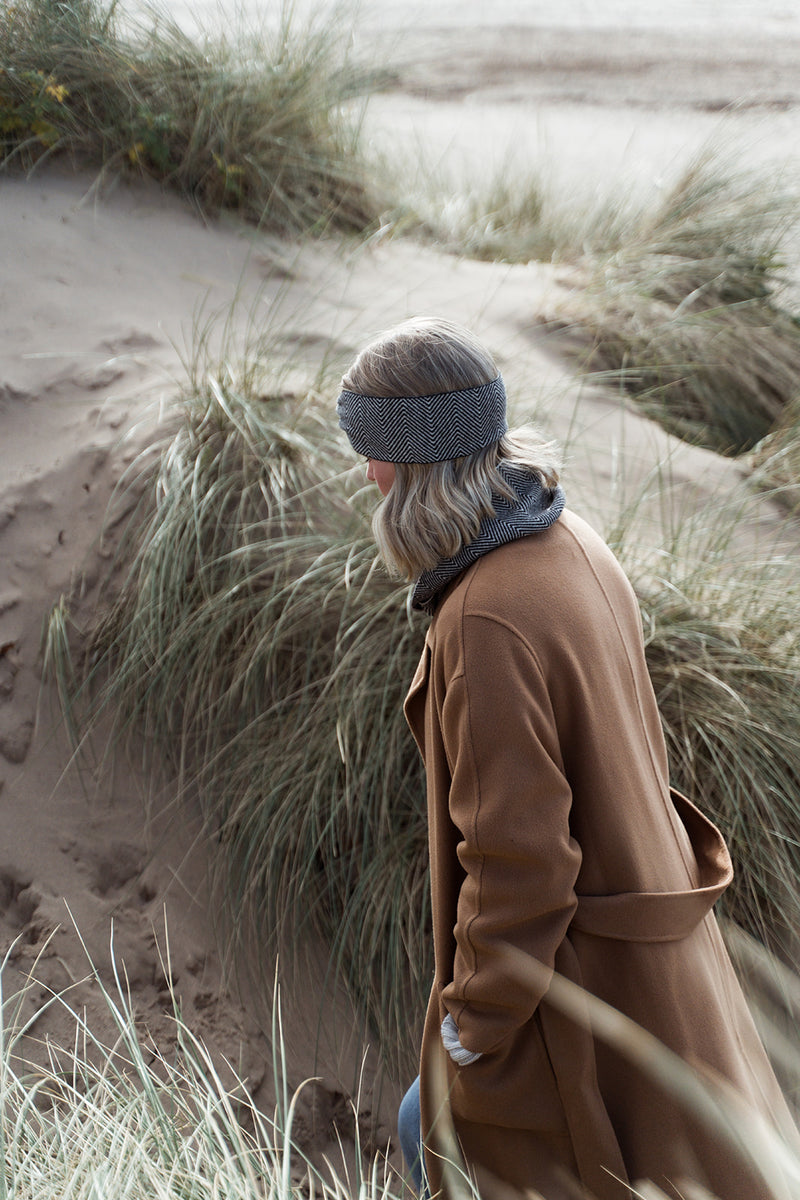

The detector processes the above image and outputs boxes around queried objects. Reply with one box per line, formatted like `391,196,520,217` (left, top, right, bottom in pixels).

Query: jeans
398,1075,427,1196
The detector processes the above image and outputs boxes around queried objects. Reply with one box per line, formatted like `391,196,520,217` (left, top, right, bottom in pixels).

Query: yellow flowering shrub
0,67,69,153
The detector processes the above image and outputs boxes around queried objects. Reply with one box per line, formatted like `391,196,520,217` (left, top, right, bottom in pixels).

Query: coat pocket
447,1009,568,1134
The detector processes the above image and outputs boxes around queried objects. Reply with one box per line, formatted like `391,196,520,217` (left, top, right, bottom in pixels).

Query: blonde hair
343,318,560,581
342,317,498,400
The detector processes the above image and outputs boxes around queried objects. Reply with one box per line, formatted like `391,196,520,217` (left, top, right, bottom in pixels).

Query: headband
337,375,507,463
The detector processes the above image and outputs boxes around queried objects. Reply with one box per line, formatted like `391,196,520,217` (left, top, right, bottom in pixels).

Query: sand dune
2,9,799,1172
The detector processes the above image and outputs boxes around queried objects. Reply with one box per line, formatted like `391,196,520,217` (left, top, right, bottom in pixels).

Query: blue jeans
398,1075,427,1196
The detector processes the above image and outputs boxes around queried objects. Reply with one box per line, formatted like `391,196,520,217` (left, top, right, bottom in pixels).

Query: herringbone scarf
411,463,566,613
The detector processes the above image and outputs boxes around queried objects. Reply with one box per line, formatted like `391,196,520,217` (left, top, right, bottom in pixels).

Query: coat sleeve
440,612,582,1056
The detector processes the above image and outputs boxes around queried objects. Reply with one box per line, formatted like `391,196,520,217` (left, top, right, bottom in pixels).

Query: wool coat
403,509,795,1200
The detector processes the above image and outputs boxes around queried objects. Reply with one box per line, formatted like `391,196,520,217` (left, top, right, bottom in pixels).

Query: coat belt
570,790,733,943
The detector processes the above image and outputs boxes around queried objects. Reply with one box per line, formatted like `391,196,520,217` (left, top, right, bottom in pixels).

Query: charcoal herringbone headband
337,375,507,463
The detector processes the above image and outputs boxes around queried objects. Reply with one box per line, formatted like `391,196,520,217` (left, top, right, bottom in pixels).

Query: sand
1,6,799,1179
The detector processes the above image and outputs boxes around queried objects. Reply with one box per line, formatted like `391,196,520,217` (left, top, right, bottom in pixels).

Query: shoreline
378,25,800,111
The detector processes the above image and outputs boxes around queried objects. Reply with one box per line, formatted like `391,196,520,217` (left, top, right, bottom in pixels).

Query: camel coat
404,509,794,1200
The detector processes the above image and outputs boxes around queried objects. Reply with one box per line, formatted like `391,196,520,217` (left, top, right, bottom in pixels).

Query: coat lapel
403,636,432,757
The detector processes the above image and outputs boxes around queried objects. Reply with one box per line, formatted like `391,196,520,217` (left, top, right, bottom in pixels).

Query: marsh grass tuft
0,0,379,234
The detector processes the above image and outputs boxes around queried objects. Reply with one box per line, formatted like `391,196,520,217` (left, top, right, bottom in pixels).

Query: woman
337,318,795,1200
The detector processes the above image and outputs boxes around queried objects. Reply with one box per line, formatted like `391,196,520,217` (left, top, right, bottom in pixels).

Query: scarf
411,462,566,614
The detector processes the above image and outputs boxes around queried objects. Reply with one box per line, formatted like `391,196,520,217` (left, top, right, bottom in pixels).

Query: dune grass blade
0,0,379,234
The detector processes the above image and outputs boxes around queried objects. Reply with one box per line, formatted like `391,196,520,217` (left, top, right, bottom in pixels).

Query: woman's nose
366,460,375,482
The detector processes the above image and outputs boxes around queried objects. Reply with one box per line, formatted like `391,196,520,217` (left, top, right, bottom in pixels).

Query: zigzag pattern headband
337,375,507,464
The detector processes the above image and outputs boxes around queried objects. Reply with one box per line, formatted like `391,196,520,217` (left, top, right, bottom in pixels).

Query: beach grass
390,151,800,457
47,344,431,1078
380,154,631,265
0,941,400,1200
2,932,798,1200
547,160,800,456
45,326,800,1077
610,502,800,962
749,401,800,514
0,0,380,234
